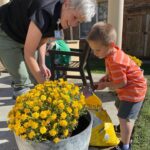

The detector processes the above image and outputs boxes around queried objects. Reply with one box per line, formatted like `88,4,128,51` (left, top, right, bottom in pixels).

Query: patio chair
47,39,94,89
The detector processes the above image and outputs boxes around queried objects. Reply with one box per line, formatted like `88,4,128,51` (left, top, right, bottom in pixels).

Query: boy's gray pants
0,27,36,97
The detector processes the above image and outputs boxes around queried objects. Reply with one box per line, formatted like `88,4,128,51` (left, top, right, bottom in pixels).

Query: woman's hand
40,64,51,79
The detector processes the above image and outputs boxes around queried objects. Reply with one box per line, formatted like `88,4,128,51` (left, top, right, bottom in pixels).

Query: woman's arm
39,44,51,79
24,21,46,83
39,43,47,67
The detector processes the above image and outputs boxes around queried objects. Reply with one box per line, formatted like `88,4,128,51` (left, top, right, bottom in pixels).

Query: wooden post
107,0,124,48
0,0,9,6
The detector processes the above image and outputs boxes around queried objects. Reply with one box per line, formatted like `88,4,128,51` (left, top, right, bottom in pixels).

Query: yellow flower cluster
128,55,142,67
8,79,86,143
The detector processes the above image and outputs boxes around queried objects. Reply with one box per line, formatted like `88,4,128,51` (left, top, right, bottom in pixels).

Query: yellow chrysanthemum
28,120,33,127
49,129,57,136
15,111,21,118
40,126,47,134
80,97,86,105
34,92,40,97
40,111,48,119
74,108,79,118
53,100,59,105
46,118,51,124
51,114,57,121
66,84,72,90
63,129,69,137
8,124,13,130
19,126,26,134
72,101,79,108
23,122,29,128
59,120,68,127
53,123,58,129
66,107,72,114
40,95,47,101
71,91,76,96
53,137,60,143
33,106,40,111
47,97,52,103
78,103,83,110
63,95,70,102
32,112,39,119
21,134,27,140
58,103,64,110
21,114,28,121
54,93,59,99
42,120,48,126
31,122,38,129
61,112,67,119
17,103,23,109
24,108,30,114
28,131,36,139
8,79,86,142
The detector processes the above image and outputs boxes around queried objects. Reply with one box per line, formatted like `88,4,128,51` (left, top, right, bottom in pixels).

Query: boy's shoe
111,146,131,150
111,141,123,150
111,141,131,150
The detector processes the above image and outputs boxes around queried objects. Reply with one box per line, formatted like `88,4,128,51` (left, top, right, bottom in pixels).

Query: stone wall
0,61,6,72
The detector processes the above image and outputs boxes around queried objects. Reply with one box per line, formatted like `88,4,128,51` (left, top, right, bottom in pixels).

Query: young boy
87,22,147,150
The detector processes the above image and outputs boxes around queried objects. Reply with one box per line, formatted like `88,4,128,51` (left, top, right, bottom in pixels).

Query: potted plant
128,55,142,67
8,79,93,150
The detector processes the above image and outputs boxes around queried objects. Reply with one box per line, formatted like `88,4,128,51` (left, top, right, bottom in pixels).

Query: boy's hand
99,75,109,82
93,83,98,90
94,81,107,90
97,82,107,90
94,75,110,90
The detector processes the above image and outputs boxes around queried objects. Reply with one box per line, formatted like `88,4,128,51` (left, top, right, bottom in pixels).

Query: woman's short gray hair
70,0,97,22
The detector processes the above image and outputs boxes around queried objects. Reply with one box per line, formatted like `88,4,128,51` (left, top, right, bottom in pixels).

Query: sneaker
111,146,123,150
111,141,131,150
13,87,30,99
111,141,123,150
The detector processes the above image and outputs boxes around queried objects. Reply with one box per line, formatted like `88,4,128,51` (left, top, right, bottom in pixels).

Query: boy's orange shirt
105,46,147,102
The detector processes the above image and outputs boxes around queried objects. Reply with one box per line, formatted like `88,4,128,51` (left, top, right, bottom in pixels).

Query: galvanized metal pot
15,111,93,150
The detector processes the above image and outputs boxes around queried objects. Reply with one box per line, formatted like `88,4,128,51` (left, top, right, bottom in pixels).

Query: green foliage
141,64,150,75
132,76,150,150
89,56,105,73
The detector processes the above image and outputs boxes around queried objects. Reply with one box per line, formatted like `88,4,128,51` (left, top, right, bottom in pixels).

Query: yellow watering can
82,86,120,147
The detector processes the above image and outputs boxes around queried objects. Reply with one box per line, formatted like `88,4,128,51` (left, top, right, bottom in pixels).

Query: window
79,1,108,39
98,2,108,22
79,15,96,39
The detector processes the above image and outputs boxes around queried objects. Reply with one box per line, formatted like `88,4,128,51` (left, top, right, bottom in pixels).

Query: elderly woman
0,0,97,97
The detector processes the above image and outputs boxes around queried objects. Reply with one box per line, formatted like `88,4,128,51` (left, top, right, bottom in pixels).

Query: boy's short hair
87,22,117,46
